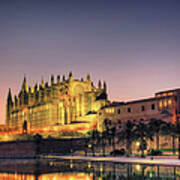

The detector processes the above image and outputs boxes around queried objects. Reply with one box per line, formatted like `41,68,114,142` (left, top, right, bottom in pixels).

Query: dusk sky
0,1,180,124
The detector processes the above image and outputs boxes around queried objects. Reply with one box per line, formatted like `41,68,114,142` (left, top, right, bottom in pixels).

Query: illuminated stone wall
6,73,108,133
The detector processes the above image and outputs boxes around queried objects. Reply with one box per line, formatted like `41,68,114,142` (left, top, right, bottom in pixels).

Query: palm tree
103,118,116,154
161,122,176,154
148,118,166,150
117,120,135,156
110,126,117,153
172,121,180,159
135,119,153,157
84,138,90,156
87,129,100,156
101,131,107,156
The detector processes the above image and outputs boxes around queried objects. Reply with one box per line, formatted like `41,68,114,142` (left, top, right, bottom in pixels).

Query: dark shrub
148,149,162,156
110,149,125,156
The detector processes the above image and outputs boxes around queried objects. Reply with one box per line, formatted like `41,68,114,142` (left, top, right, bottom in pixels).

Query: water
0,159,179,179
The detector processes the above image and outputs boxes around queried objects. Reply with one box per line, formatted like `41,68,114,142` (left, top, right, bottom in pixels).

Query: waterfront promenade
47,155,180,167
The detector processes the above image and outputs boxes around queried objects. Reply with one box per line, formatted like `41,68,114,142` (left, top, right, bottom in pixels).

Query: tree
160,121,176,154
101,131,107,156
110,126,117,153
84,138,89,156
117,120,135,156
103,118,117,154
87,129,100,156
148,118,166,150
135,119,153,157
172,122,180,159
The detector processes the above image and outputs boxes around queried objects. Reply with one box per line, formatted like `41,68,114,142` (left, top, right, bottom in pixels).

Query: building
98,88,180,130
95,88,180,151
5,72,180,140
6,73,108,134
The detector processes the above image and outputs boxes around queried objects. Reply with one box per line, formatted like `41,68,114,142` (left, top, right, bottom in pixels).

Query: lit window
168,99,172,105
159,101,163,108
110,108,115,113
168,92,173,96
164,100,167,107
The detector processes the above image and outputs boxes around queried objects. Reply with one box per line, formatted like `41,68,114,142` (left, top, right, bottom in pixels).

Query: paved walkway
47,155,180,167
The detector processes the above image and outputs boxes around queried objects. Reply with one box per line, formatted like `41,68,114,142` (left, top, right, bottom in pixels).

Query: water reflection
0,159,179,179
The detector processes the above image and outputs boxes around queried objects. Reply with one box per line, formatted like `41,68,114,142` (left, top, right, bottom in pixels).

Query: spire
22,76,28,92
45,82,49,88
7,88,13,106
6,88,13,120
34,83,38,91
57,75,60,84
40,77,44,89
98,80,102,89
69,71,72,78
103,81,107,92
14,95,18,106
51,75,54,85
31,87,34,93
68,71,73,81
86,74,90,81
63,75,65,82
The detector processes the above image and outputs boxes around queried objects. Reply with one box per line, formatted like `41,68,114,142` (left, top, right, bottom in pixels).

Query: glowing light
168,92,173,96
69,126,74,130
135,164,141,172
53,177,57,180
149,172,153,178
86,176,91,180
136,141,140,146
53,127,58,131
70,160,73,169
100,163,103,172
86,124,90,128
88,144,92,148
88,162,91,169
3,134,9,140
159,101,163,108
0,173,35,179
43,127,48,131
168,99,172,105
69,176,75,180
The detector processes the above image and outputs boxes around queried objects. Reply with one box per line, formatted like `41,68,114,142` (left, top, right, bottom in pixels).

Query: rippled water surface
0,159,179,179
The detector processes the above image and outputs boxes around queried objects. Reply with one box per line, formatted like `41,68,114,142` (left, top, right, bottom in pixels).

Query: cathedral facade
6,73,108,134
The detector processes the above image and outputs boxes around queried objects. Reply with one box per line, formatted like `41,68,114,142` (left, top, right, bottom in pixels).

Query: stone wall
0,138,87,158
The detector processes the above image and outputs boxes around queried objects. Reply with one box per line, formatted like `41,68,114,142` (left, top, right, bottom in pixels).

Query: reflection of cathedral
6,72,108,133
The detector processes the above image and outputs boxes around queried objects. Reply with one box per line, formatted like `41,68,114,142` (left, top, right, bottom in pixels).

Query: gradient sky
0,0,180,124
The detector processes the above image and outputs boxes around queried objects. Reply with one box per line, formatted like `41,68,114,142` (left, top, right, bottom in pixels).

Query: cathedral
4,73,180,151
6,73,108,134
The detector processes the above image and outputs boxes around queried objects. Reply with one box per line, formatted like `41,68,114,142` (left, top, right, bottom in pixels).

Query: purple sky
0,1,180,124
